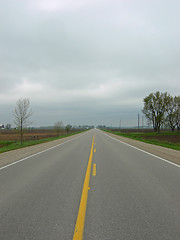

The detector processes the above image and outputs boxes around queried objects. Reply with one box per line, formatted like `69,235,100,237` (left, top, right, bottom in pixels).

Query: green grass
104,130,180,151
0,131,86,154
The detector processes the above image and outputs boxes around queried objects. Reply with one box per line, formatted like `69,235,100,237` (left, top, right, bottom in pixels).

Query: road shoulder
104,132,180,166
0,133,85,168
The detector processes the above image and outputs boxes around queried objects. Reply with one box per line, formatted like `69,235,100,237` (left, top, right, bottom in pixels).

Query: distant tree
0,124,5,129
14,98,32,144
54,121,63,136
142,91,171,133
175,96,180,131
6,123,11,129
165,96,180,132
97,125,106,129
66,124,72,134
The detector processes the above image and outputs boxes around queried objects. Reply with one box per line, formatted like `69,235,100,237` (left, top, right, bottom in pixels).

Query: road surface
0,129,180,239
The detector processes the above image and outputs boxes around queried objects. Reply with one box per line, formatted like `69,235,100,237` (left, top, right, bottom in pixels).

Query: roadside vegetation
0,97,92,153
102,91,180,151
105,130,180,151
0,131,86,154
142,91,180,133
14,98,33,145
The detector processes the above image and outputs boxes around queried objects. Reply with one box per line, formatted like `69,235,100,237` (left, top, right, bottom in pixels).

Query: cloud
0,0,180,126
15,78,43,93
31,0,104,12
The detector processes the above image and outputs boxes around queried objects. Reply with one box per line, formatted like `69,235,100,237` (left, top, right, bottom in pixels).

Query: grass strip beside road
0,131,86,154
104,130,180,151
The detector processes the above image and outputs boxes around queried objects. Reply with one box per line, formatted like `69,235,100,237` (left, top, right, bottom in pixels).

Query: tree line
3,92,179,145
142,91,180,133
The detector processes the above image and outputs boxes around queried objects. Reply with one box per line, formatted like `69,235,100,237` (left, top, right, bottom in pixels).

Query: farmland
105,129,180,151
0,129,67,141
0,129,86,153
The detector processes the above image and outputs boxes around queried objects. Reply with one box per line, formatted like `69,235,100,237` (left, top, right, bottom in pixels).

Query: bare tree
54,121,64,136
6,123,11,129
14,98,32,144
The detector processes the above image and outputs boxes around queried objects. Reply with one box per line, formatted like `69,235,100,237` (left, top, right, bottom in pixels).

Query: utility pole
178,103,180,132
138,113,140,131
142,115,144,131
119,119,121,130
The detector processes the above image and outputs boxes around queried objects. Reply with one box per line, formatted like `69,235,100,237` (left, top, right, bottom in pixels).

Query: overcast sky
0,0,180,127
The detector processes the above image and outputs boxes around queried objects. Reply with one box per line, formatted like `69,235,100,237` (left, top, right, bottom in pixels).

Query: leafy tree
142,91,171,133
175,96,180,131
14,98,32,144
54,121,63,136
165,96,180,132
0,124,5,129
66,124,72,134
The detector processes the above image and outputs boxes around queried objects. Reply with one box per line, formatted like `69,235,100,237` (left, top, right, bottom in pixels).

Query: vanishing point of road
0,129,180,239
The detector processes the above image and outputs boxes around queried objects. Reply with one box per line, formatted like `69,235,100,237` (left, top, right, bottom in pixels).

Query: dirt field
110,129,180,144
0,129,74,141
142,134,180,143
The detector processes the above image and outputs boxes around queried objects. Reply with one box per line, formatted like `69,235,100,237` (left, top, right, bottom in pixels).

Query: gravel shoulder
0,133,85,168
105,132,180,166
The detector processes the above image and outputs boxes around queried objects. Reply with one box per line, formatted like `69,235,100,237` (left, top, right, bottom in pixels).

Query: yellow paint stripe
92,164,96,176
94,148,96,153
73,136,94,240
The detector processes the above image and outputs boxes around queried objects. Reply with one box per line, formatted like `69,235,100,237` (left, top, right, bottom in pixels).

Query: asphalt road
0,129,180,240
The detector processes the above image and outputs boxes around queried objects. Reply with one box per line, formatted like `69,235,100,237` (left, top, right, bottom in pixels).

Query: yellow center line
92,164,96,176
94,148,96,153
73,136,94,240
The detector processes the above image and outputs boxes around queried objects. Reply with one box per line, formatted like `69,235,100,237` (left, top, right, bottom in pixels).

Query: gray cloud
0,0,180,127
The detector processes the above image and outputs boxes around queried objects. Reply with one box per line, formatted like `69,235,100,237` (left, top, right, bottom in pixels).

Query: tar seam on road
73,136,94,240
103,131,180,168
0,132,87,171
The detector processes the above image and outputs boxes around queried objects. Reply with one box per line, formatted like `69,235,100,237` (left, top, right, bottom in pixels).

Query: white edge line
0,132,87,171
102,131,180,168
